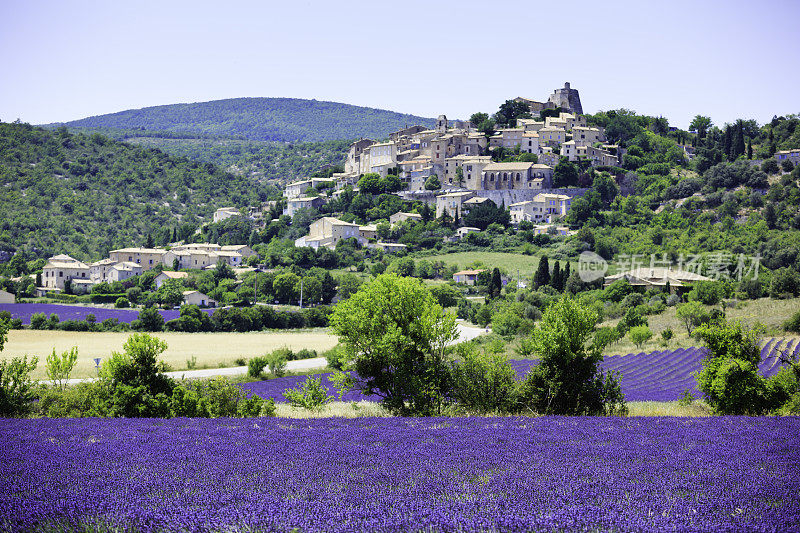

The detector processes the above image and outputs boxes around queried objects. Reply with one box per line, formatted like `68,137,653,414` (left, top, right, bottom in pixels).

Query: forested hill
45,98,437,143
0,122,278,261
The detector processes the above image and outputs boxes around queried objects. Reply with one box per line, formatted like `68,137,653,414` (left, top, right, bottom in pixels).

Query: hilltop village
276,83,621,250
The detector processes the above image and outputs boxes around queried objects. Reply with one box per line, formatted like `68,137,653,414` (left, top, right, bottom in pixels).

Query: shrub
115,297,130,308
739,278,762,300
170,377,274,418
678,389,695,406
449,344,518,414
769,267,800,298
694,320,790,415
294,348,317,361
324,344,347,370
784,310,800,333
267,352,287,378
491,308,532,338
761,159,780,175
283,376,332,409
620,292,644,309
0,355,39,417
594,326,620,348
688,281,724,305
237,395,274,417
46,346,78,390
247,356,269,378
628,326,653,349
100,333,174,417
517,296,627,416
132,307,165,332
676,301,712,334
184,377,247,418
37,381,111,418
617,307,647,336
30,312,47,330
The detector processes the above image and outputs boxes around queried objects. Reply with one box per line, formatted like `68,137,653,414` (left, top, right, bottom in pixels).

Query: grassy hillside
46,97,437,143
418,251,548,275
0,122,277,261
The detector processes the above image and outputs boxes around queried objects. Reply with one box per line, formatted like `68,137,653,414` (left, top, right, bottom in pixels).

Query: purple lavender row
0,303,213,324
245,344,793,403
2,417,797,533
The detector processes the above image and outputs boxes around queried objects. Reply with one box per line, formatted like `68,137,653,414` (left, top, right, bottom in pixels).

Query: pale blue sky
1,0,798,129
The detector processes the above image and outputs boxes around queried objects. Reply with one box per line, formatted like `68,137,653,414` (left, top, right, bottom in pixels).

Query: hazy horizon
2,0,798,130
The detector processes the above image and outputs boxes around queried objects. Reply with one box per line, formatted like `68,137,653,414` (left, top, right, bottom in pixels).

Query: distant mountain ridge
45,97,437,143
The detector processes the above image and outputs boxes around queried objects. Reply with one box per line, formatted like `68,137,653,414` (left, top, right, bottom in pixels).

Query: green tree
628,325,653,349
551,261,563,291
357,173,382,194
489,267,502,299
688,281,724,305
553,157,579,187
424,174,441,190
329,273,458,415
533,256,550,289
690,115,712,139
494,99,532,127
462,200,510,230
133,306,165,332
470,112,489,127
769,267,800,298
297,275,322,306
159,280,184,308
337,273,363,301
518,296,626,415
273,272,301,303
212,261,236,284
694,320,788,415
676,301,711,335
0,319,40,417
46,346,79,390
592,173,619,205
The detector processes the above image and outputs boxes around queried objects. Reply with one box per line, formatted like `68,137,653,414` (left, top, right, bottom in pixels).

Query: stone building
548,82,583,115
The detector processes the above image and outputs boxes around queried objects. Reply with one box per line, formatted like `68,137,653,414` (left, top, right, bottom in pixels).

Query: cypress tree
551,261,562,291
563,262,571,284
490,268,502,299
733,121,745,159
723,126,732,160
533,256,550,288
747,138,753,160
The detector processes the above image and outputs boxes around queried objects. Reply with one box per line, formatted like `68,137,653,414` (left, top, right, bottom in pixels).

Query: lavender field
243,340,800,403
2,417,798,533
0,303,213,324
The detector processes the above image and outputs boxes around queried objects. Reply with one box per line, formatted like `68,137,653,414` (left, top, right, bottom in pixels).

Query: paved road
50,323,489,385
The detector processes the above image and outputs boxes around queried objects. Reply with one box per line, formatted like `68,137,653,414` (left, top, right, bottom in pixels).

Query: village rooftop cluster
276,83,618,249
